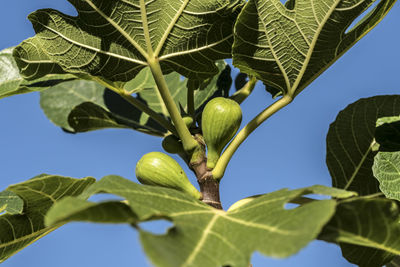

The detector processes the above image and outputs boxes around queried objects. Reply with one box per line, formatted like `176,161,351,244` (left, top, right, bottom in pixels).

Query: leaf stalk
230,76,257,104
91,76,177,136
120,93,177,136
148,58,199,153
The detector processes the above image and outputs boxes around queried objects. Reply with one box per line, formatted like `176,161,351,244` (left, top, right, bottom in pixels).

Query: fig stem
191,157,222,209
189,136,222,209
90,77,177,136
230,76,257,104
212,95,293,180
148,57,199,153
199,176,222,209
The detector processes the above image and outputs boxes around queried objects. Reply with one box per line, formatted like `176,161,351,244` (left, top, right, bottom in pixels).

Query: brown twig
189,135,222,209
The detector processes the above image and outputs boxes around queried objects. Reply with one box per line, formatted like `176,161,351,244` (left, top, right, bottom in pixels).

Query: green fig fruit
162,135,184,154
202,97,242,169
135,152,201,199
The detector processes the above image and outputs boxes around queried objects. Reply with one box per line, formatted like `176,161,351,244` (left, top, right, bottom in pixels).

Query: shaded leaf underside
40,60,229,136
326,95,400,196
388,257,400,267
320,198,400,266
326,96,400,266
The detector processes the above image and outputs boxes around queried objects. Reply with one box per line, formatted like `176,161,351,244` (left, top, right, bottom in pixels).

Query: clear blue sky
0,1,399,267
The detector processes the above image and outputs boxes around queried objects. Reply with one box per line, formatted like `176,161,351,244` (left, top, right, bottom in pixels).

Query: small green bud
202,97,242,169
135,152,201,199
183,116,194,129
162,135,184,154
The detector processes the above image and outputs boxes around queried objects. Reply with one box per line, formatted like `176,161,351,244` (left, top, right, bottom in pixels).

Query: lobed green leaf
40,79,168,135
47,176,342,267
0,191,23,215
320,198,400,266
0,174,95,263
233,0,396,97
0,47,74,99
46,198,137,225
14,0,242,82
373,151,400,201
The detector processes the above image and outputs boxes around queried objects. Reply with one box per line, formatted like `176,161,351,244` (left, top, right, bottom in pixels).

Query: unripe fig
162,135,184,154
202,97,242,169
135,152,201,199
183,116,194,129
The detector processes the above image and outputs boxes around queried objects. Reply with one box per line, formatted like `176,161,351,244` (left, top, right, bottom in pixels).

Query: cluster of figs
135,97,242,199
